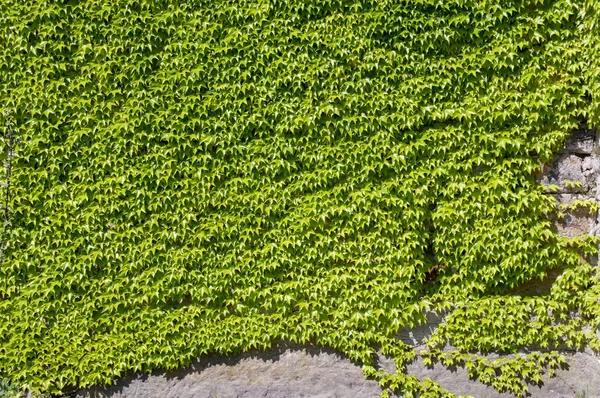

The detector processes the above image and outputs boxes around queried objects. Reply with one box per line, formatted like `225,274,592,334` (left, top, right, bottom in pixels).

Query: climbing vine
0,112,15,266
0,0,599,396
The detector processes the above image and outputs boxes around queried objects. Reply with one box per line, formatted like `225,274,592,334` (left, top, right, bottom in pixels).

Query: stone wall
73,129,600,398
75,345,600,398
76,345,383,398
539,127,600,243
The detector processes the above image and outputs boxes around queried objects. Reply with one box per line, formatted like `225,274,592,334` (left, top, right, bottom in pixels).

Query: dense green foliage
585,0,600,127
0,0,599,396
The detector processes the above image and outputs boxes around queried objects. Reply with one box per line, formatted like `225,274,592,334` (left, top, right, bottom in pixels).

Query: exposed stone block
75,346,600,398
551,194,597,237
561,128,596,155
76,346,383,398
406,350,600,398
396,311,444,347
539,155,590,194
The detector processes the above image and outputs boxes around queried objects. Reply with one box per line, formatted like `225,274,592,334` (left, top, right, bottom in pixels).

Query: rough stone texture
74,346,600,398
552,194,597,238
406,349,600,398
563,128,596,156
76,346,383,398
74,128,600,398
396,311,445,347
537,127,600,241
540,154,589,193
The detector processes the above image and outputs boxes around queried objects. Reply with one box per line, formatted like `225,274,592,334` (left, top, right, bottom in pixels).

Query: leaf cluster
0,0,599,397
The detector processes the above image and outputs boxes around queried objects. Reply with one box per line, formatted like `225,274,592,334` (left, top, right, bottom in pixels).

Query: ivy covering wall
0,0,599,396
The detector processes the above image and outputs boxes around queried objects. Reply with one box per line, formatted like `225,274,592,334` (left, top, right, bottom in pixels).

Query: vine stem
0,115,14,265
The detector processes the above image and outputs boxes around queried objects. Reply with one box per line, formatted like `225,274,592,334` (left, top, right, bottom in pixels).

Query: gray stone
583,157,595,172
406,356,513,398
529,349,600,398
405,350,600,398
540,155,589,194
557,212,597,238
561,129,596,155
75,346,382,398
74,347,600,398
552,194,597,237
396,311,445,347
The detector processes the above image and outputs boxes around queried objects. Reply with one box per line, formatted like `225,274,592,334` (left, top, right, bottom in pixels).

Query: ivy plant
0,0,599,397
